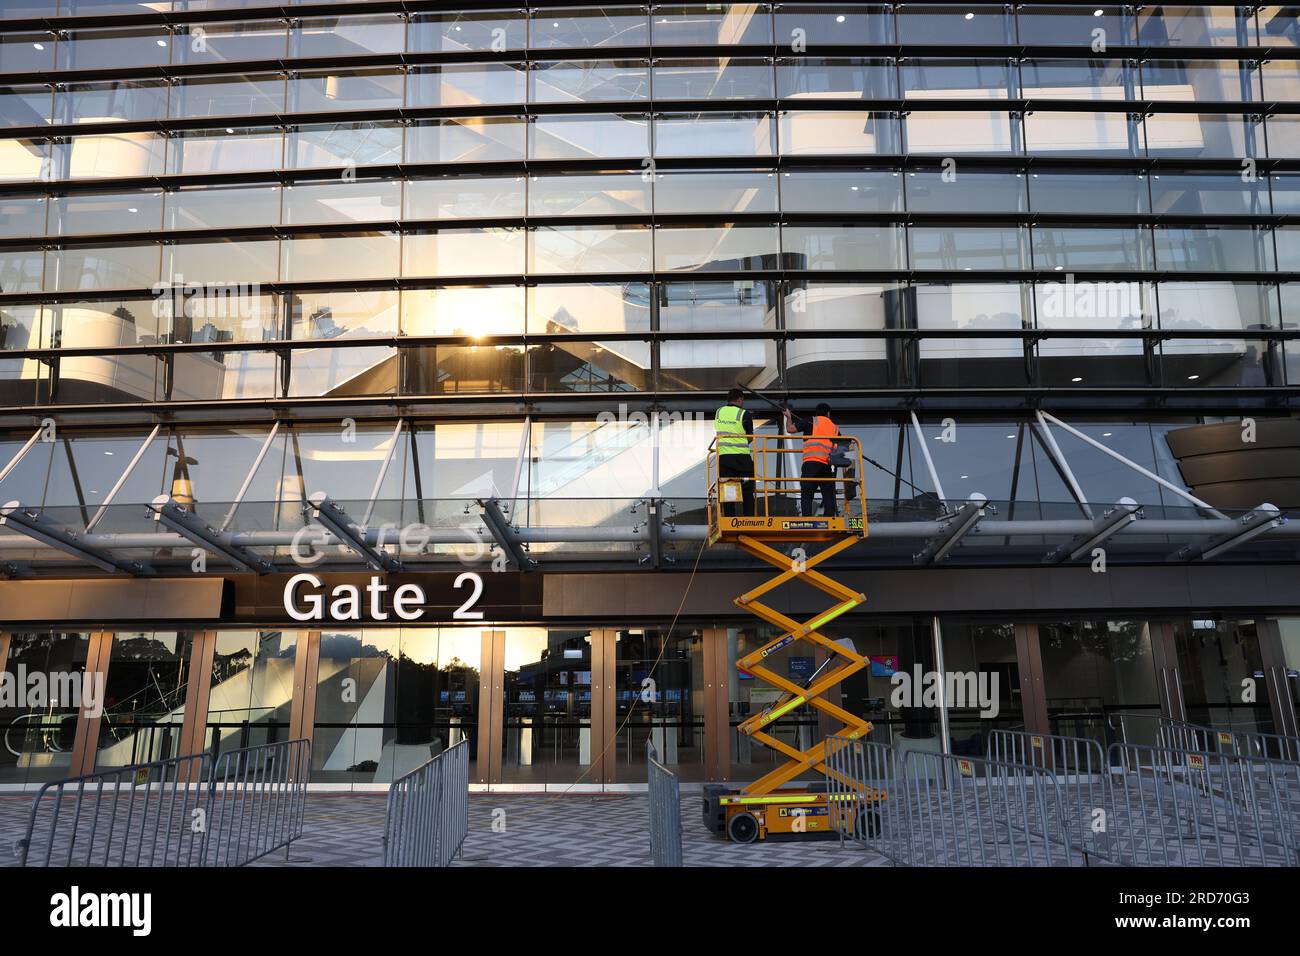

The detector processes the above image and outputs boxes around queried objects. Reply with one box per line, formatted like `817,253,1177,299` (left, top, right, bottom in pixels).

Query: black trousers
719,453,756,516
801,460,837,517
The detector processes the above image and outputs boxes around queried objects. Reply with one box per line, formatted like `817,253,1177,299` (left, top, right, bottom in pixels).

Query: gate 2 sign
283,572,484,622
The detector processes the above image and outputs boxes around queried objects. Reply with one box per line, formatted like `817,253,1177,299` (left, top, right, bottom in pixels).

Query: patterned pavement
0,791,888,868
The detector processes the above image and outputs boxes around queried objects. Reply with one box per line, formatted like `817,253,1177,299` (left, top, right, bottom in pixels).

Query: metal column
1013,622,1050,735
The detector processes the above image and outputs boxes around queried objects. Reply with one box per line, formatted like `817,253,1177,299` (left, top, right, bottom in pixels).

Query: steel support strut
732,533,874,796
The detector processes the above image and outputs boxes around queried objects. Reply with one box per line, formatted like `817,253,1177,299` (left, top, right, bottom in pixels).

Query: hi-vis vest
802,416,839,464
714,404,751,456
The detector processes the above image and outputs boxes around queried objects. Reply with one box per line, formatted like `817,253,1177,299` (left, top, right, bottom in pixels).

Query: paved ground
0,792,887,868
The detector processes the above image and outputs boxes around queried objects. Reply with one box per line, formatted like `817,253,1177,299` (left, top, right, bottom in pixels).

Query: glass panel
530,7,649,49
292,15,405,58
1139,6,1254,47
780,110,897,154
653,168,776,214
773,4,894,45
528,339,650,392
1019,5,1130,45
403,287,524,337
1143,59,1260,101
531,224,653,273
531,113,650,159
1031,227,1152,271
651,4,774,46
51,190,164,235
501,628,593,785
96,631,193,767
411,10,528,53
784,223,904,270
1155,225,1275,271
166,128,282,175
0,32,55,75
1144,112,1253,158
287,70,404,113
1023,111,1141,155
1174,620,1272,732
169,350,278,401
779,57,897,99
784,281,905,388
407,174,526,220
905,168,1027,213
402,228,525,277
614,629,705,780
528,282,651,334
61,131,167,179
658,338,779,391
165,183,280,230
290,122,403,169
1157,281,1278,330
203,631,297,754
175,20,287,65
163,238,279,285
282,179,400,225
655,224,778,272
906,110,1016,153
311,630,398,784
403,344,526,394
531,60,650,102
0,86,51,127
902,59,1013,99
407,116,525,163
1019,59,1133,100
281,233,399,282
54,81,167,124
1028,170,1150,214
1149,170,1269,215
57,28,171,71
896,5,1013,44
528,172,649,216
780,168,902,212
910,226,1026,270
1039,622,1159,739
657,111,775,156
653,58,774,100
659,280,777,333
0,633,91,784
46,243,160,292
170,74,284,118
409,63,527,107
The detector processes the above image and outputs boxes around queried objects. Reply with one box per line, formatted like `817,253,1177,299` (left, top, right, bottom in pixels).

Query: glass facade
0,2,1297,792
0,4,1297,403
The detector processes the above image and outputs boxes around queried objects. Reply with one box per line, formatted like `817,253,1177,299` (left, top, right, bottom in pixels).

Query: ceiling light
965,12,975,20
960,474,969,479
104,451,114,456
1071,376,1083,382
1187,374,1200,380
225,127,235,134
1006,434,1016,439
33,42,44,50
157,39,167,47
128,207,138,213
1094,9,1104,16
836,15,846,22
1102,432,1112,437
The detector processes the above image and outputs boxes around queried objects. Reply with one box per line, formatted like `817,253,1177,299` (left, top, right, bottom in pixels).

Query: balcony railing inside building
0,412,1296,574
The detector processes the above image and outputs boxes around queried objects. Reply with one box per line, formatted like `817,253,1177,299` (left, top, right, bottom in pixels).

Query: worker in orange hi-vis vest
784,402,843,518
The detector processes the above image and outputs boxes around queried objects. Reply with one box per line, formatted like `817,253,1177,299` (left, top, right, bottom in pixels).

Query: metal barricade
19,738,310,867
383,739,470,868
823,734,906,864
903,751,1077,866
204,738,311,867
1107,742,1300,867
19,751,213,867
646,738,683,867
986,728,1115,864
1158,722,1300,763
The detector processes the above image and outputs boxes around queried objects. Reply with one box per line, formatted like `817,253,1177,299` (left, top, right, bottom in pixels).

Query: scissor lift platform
704,432,885,842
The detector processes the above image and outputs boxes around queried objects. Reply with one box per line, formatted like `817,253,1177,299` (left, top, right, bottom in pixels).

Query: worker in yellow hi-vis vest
715,387,755,516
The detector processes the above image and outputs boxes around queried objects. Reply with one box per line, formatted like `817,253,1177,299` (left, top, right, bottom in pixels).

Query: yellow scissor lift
702,433,885,843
